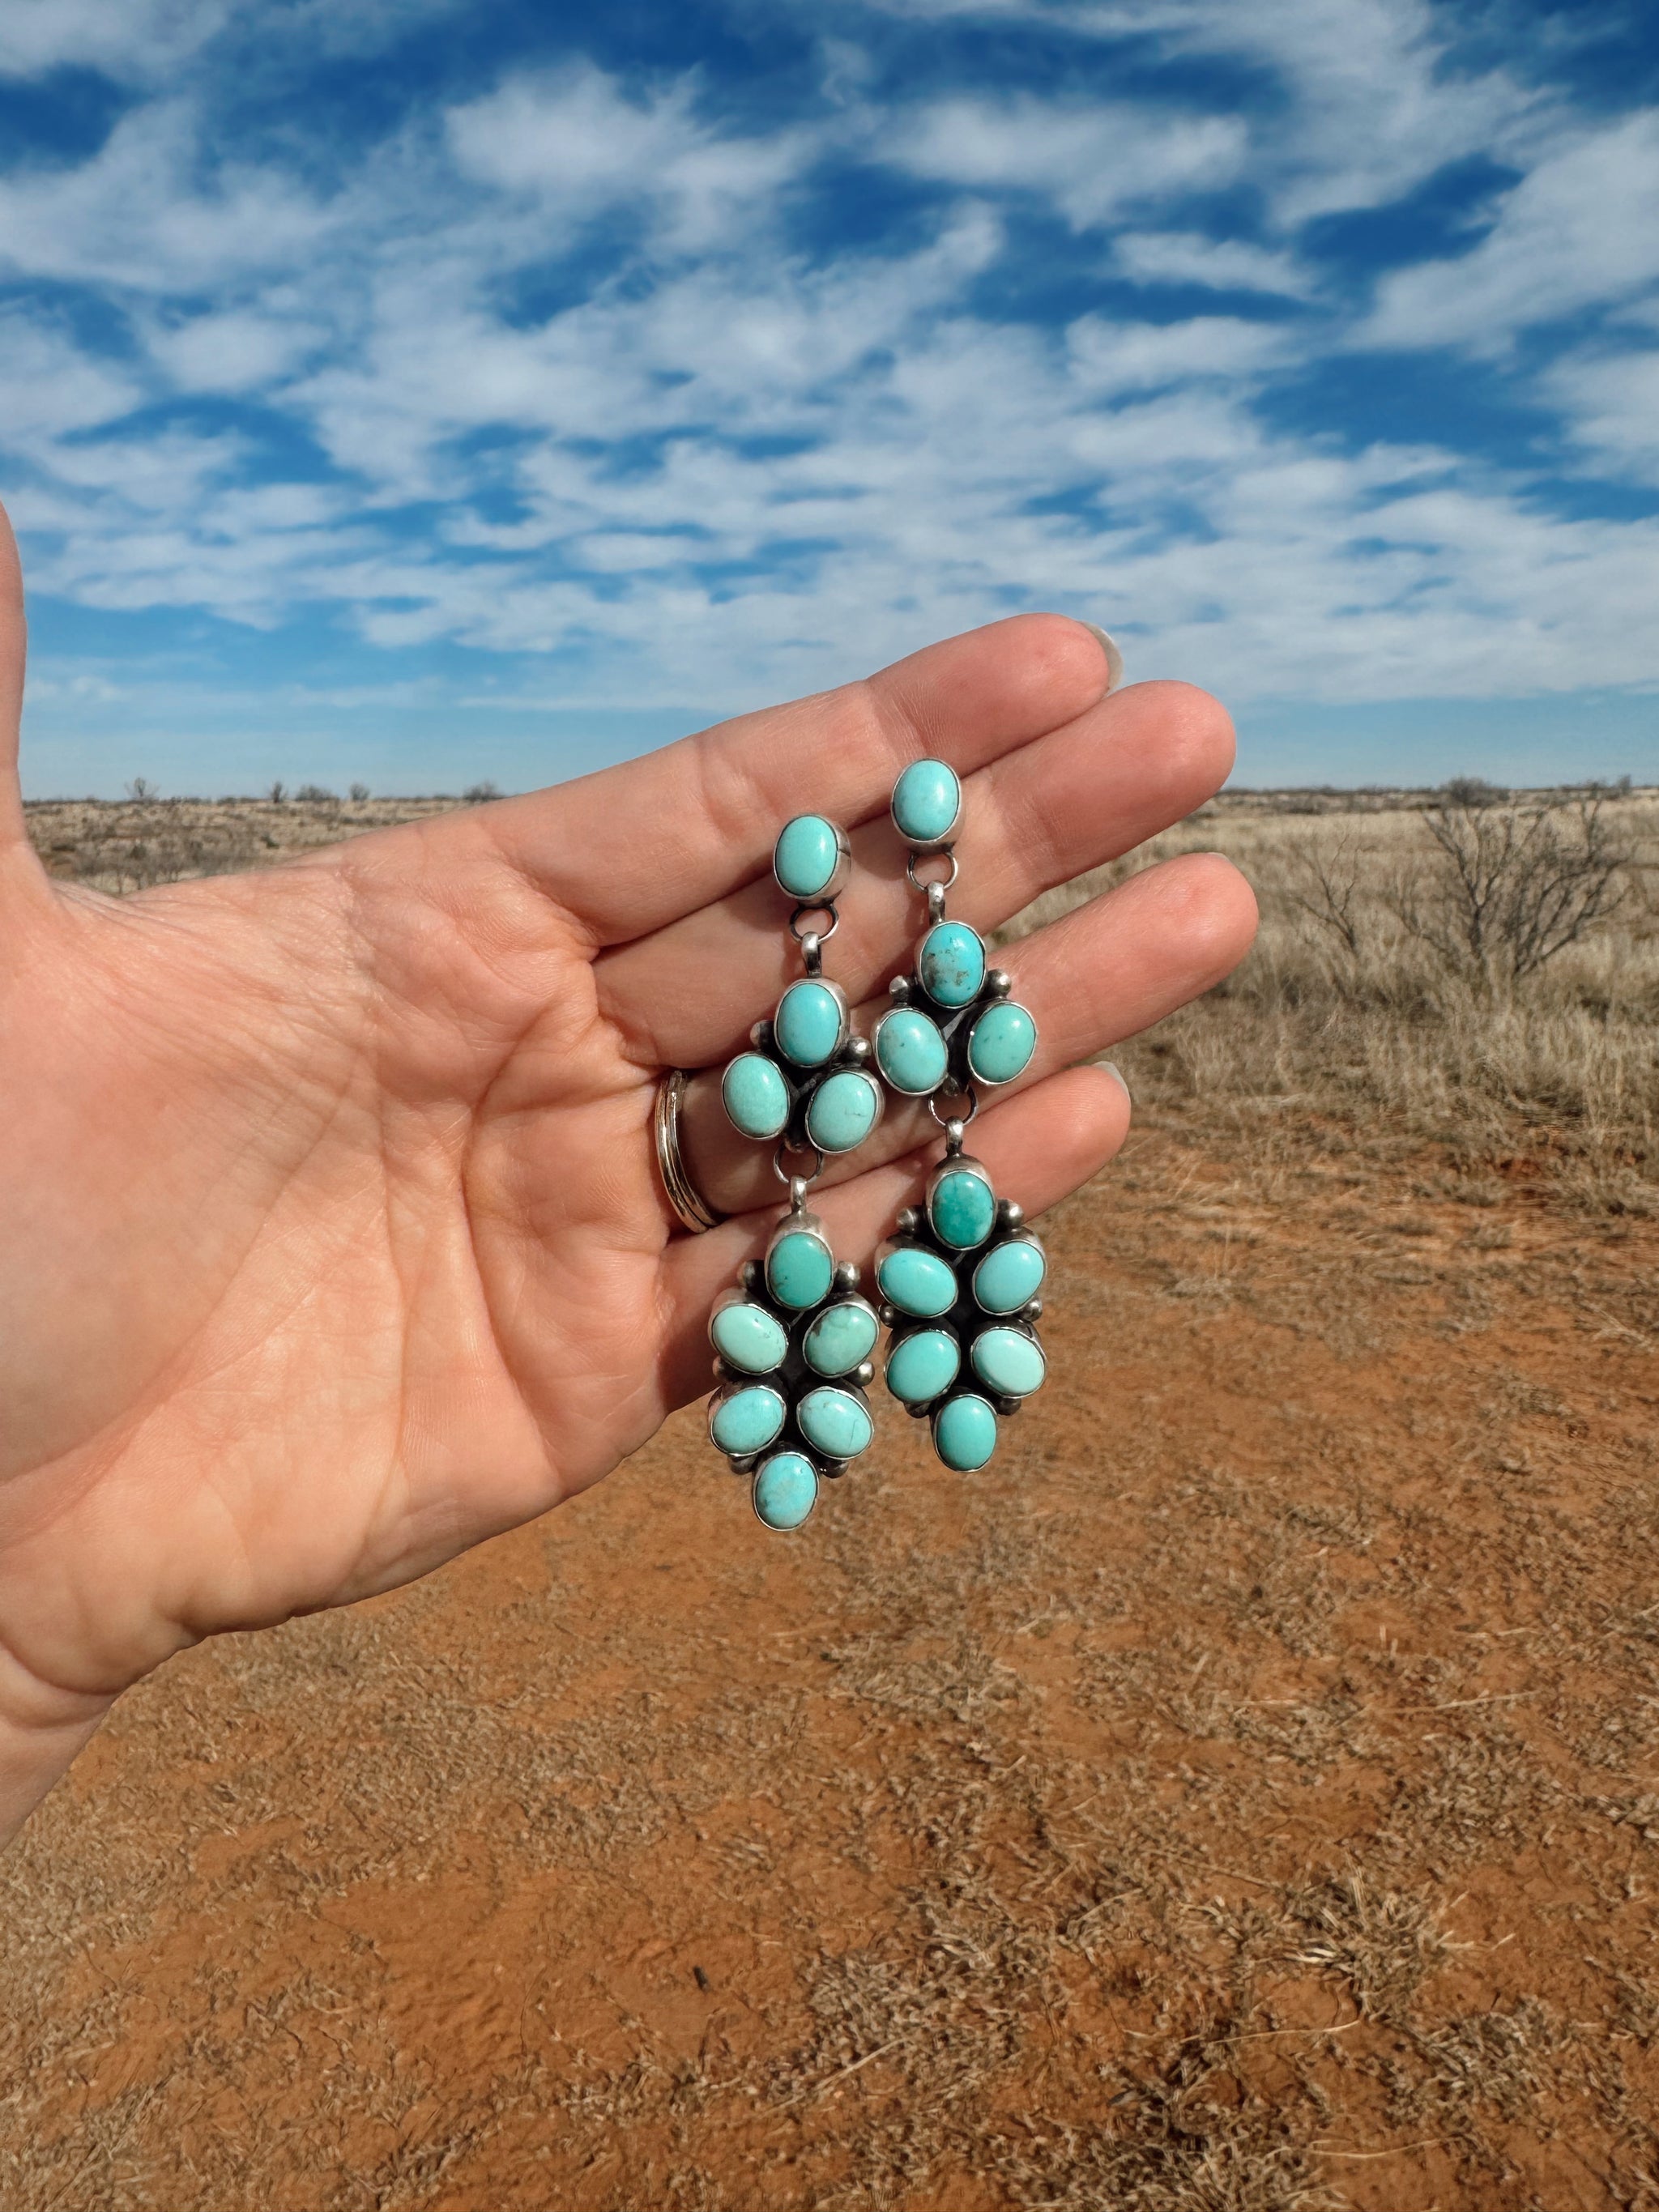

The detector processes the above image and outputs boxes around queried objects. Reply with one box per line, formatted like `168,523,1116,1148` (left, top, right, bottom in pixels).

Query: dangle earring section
872,761,1047,1473
707,816,884,1532
872,761,1039,1100
719,815,881,1158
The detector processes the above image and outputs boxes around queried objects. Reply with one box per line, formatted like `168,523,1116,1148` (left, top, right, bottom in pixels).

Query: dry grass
24,792,462,893
5,786,1659,2210
1009,787,1659,1218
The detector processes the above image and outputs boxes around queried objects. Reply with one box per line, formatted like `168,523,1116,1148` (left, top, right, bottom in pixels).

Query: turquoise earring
872,761,1047,1472
707,816,883,1531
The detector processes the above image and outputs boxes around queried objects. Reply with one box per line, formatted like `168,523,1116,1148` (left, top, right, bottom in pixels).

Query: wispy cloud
857,0,1544,217
1111,232,1312,297
447,63,819,248
0,0,1655,791
879,96,1246,227
0,0,232,81
1546,344,1659,483
1364,112,1659,351
0,101,328,288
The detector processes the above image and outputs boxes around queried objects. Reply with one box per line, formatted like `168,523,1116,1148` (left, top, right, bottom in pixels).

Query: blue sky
2,0,1657,795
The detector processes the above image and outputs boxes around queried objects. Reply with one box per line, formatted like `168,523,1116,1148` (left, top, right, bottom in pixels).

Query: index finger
478,615,1120,947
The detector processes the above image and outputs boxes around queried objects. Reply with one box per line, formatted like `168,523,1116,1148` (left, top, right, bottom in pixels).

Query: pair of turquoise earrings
707,759,1048,1532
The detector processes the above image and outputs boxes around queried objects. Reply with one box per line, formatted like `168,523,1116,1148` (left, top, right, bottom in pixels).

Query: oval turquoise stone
885,1328,961,1405
711,1384,786,1456
874,1007,949,1097
971,1326,1047,1398
967,1000,1037,1085
774,815,842,900
767,1229,834,1310
804,1299,878,1377
753,1451,818,1532
805,1068,881,1155
722,1051,789,1140
876,1244,957,1318
919,922,986,1010
933,1392,998,1472
710,1301,789,1375
972,1238,1046,1315
774,980,845,1068
930,1166,996,1249
892,758,961,845
798,1386,873,1460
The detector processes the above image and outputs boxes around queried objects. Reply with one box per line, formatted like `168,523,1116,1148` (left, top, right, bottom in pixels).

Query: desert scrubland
5,782,1657,2211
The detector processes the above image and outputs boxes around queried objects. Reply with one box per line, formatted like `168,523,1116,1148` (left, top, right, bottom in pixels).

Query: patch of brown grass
23,792,458,892
1009,787,1659,1216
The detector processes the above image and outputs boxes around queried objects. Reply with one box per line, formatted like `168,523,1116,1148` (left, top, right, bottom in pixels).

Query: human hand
0,501,1255,1840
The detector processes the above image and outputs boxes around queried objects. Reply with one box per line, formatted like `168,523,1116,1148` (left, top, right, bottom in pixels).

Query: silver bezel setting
771,974,851,1068
750,1452,821,1530
925,1150,996,1229
772,815,852,905
804,1063,885,1157
872,1002,950,1097
890,760,963,852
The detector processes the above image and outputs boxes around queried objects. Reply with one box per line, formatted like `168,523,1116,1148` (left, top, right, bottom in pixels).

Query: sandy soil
6,1091,1657,2210
7,791,1659,2208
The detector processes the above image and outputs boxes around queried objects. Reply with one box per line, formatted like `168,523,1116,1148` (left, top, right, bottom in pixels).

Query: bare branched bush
1389,785,1627,994
463,779,501,803
1006,783,1659,1211
1286,831,1364,959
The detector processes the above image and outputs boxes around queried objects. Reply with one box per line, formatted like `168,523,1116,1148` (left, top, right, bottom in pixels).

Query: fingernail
1080,622,1125,693
1099,1059,1132,1106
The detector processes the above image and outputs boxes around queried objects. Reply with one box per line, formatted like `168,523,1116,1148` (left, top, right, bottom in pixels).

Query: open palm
0,505,1255,1838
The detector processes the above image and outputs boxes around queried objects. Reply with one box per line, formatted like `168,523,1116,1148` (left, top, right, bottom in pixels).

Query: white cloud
1365,112,1659,352
1546,347,1659,483
23,671,125,704
859,0,1540,223
263,0,465,59
287,200,1004,497
1068,313,1290,392
0,309,143,437
0,0,230,80
0,0,462,79
0,103,327,291
1112,0,1536,224
882,95,1245,228
447,65,817,249
1113,232,1311,296
147,308,326,392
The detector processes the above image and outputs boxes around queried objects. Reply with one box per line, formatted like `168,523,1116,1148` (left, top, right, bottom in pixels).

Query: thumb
0,499,27,850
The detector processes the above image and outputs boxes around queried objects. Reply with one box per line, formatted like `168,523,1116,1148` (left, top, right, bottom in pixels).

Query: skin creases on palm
0,500,1257,1839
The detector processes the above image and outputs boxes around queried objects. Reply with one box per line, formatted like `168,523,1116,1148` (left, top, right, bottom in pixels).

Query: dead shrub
1388,784,1628,994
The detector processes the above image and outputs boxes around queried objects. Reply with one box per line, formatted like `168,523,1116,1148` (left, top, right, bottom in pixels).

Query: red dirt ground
6,1110,1658,2211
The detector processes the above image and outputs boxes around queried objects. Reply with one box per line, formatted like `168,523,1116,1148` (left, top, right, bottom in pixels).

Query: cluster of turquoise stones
721,813,885,1158
879,761,1039,1099
876,1153,1047,1473
707,1211,880,1531
723,984,885,1157
874,923,1038,1098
